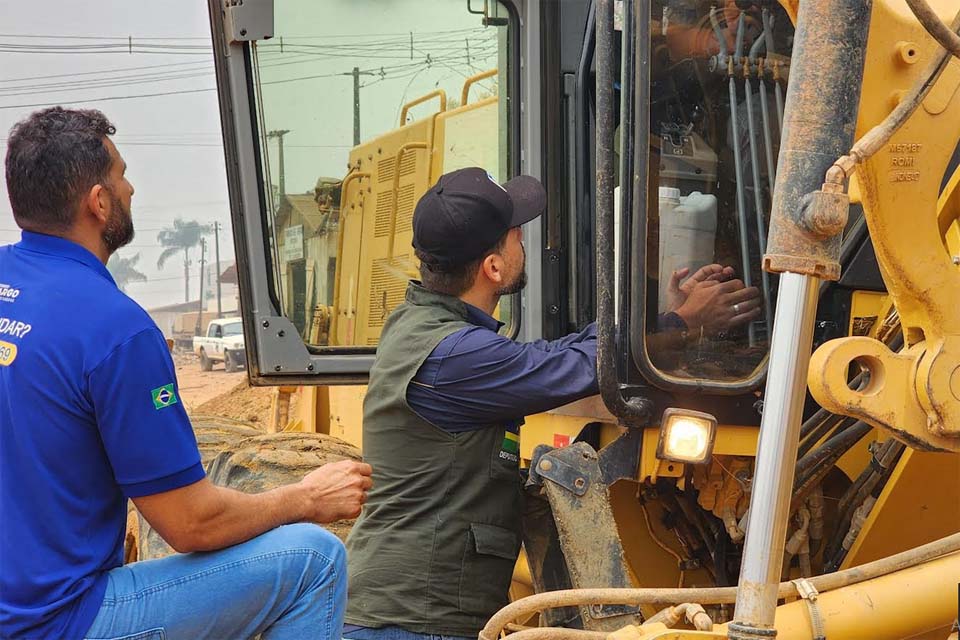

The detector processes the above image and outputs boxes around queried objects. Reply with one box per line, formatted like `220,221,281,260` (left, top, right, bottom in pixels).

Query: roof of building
147,300,202,313
220,263,238,284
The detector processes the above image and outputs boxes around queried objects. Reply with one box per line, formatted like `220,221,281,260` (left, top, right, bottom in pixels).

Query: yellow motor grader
197,0,960,637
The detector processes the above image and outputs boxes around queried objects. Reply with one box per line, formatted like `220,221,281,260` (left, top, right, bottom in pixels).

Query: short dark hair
416,233,508,297
5,107,117,232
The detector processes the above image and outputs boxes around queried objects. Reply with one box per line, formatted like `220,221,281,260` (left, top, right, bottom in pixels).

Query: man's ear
84,183,108,225
480,253,505,286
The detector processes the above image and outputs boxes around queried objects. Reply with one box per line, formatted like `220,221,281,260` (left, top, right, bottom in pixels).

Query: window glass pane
639,1,794,382
221,322,243,337
249,1,513,348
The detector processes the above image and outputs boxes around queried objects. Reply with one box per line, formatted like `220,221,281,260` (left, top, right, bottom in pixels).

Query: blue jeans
343,626,472,640
83,523,347,640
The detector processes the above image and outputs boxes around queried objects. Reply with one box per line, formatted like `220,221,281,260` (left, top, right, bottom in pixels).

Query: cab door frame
207,0,543,385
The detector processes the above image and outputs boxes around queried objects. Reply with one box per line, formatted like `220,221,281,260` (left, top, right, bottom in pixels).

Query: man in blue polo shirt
0,107,372,639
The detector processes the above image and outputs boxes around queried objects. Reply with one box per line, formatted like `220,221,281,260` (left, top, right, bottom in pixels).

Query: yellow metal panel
710,426,759,456
326,384,367,449
843,447,960,568
432,96,500,177
347,117,435,347
847,290,889,338
293,385,366,449
939,155,960,257
809,0,960,450
518,412,616,461
294,386,329,434
609,481,714,619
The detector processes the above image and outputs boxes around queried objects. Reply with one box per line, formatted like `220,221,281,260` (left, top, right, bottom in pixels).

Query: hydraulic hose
825,9,960,186
478,532,960,640
905,0,960,60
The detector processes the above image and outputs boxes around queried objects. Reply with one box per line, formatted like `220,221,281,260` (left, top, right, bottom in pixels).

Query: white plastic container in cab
657,187,718,313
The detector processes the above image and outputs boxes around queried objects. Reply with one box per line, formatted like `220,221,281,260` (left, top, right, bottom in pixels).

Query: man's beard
102,193,134,254
495,267,527,296
495,242,527,296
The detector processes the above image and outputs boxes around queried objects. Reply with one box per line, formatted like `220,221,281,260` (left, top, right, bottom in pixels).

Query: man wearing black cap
343,167,598,640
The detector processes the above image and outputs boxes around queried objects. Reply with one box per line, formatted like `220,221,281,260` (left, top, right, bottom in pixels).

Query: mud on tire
133,422,360,562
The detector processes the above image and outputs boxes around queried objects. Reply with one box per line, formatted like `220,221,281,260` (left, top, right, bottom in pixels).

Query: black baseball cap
412,167,545,270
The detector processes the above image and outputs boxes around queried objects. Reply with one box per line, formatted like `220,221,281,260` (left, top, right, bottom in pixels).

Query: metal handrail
399,90,447,126
386,142,428,259
460,68,498,106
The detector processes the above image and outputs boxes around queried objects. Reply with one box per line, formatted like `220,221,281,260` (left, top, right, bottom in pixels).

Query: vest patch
500,430,519,461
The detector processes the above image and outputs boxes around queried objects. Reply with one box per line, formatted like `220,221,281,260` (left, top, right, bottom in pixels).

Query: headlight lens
656,408,717,464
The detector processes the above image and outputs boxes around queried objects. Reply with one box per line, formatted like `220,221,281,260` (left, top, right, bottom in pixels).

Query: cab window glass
249,1,513,347
637,0,794,382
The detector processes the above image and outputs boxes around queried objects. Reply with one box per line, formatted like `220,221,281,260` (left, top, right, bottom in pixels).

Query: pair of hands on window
664,264,762,336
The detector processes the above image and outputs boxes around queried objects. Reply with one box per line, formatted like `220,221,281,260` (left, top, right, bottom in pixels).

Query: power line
0,33,212,41
0,55,489,110
0,38,497,100
0,86,217,109
0,27,484,41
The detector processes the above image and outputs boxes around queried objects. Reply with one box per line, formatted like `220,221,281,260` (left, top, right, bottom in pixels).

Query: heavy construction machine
196,0,960,638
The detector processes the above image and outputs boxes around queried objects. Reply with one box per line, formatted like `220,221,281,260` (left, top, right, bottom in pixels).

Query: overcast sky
0,0,233,310
0,0,501,312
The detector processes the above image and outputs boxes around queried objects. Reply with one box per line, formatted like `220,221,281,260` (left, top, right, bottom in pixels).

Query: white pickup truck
192,317,247,372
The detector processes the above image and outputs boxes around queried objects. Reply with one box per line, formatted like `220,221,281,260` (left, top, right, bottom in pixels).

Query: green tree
156,219,211,302
107,252,147,293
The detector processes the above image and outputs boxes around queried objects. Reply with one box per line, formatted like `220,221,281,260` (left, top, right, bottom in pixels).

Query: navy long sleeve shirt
406,302,598,432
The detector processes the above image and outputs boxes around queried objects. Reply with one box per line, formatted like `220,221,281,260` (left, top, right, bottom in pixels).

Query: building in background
274,177,341,338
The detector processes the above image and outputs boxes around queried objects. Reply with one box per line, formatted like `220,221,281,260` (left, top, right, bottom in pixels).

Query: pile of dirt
193,380,288,426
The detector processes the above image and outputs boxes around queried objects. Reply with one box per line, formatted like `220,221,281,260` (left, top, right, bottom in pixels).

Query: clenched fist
299,460,373,524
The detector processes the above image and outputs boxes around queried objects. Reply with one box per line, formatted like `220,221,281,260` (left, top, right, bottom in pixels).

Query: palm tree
156,219,211,302
107,252,147,293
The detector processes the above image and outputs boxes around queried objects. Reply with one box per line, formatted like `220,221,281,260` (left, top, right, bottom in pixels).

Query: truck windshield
222,322,243,338
634,0,794,384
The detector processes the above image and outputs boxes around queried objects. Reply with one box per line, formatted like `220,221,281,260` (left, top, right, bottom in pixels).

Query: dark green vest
345,282,524,637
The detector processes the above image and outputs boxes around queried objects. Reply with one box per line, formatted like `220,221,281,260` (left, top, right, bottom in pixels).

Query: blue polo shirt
0,232,204,639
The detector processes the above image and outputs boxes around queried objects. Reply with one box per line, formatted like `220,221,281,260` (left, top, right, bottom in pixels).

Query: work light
656,408,718,464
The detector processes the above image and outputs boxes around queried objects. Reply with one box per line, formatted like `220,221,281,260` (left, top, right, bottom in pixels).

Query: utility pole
213,222,222,318
341,67,375,146
267,129,290,206
183,249,190,302
194,237,206,336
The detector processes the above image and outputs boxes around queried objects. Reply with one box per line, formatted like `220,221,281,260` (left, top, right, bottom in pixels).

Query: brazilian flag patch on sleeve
151,383,179,410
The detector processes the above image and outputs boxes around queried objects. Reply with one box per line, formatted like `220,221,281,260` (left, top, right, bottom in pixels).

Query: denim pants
83,523,347,640
343,625,472,640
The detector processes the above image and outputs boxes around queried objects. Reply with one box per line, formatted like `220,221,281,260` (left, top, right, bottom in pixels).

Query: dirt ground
173,350,300,426
173,351,248,412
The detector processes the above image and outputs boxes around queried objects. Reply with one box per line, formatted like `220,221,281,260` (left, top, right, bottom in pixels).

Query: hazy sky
0,0,235,310
1,1,501,311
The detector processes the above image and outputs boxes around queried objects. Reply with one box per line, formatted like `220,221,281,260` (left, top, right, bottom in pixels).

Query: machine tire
133,416,262,562
134,428,360,562
224,350,236,373
199,348,213,371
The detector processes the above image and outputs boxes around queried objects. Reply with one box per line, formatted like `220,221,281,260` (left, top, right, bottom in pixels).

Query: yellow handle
460,68,498,107
330,170,370,344
387,143,428,259
399,90,447,126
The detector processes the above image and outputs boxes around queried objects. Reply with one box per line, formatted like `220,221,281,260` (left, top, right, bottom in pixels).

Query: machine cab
208,0,827,425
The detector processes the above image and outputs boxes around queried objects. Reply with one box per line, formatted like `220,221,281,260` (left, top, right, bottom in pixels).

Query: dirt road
173,351,247,411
